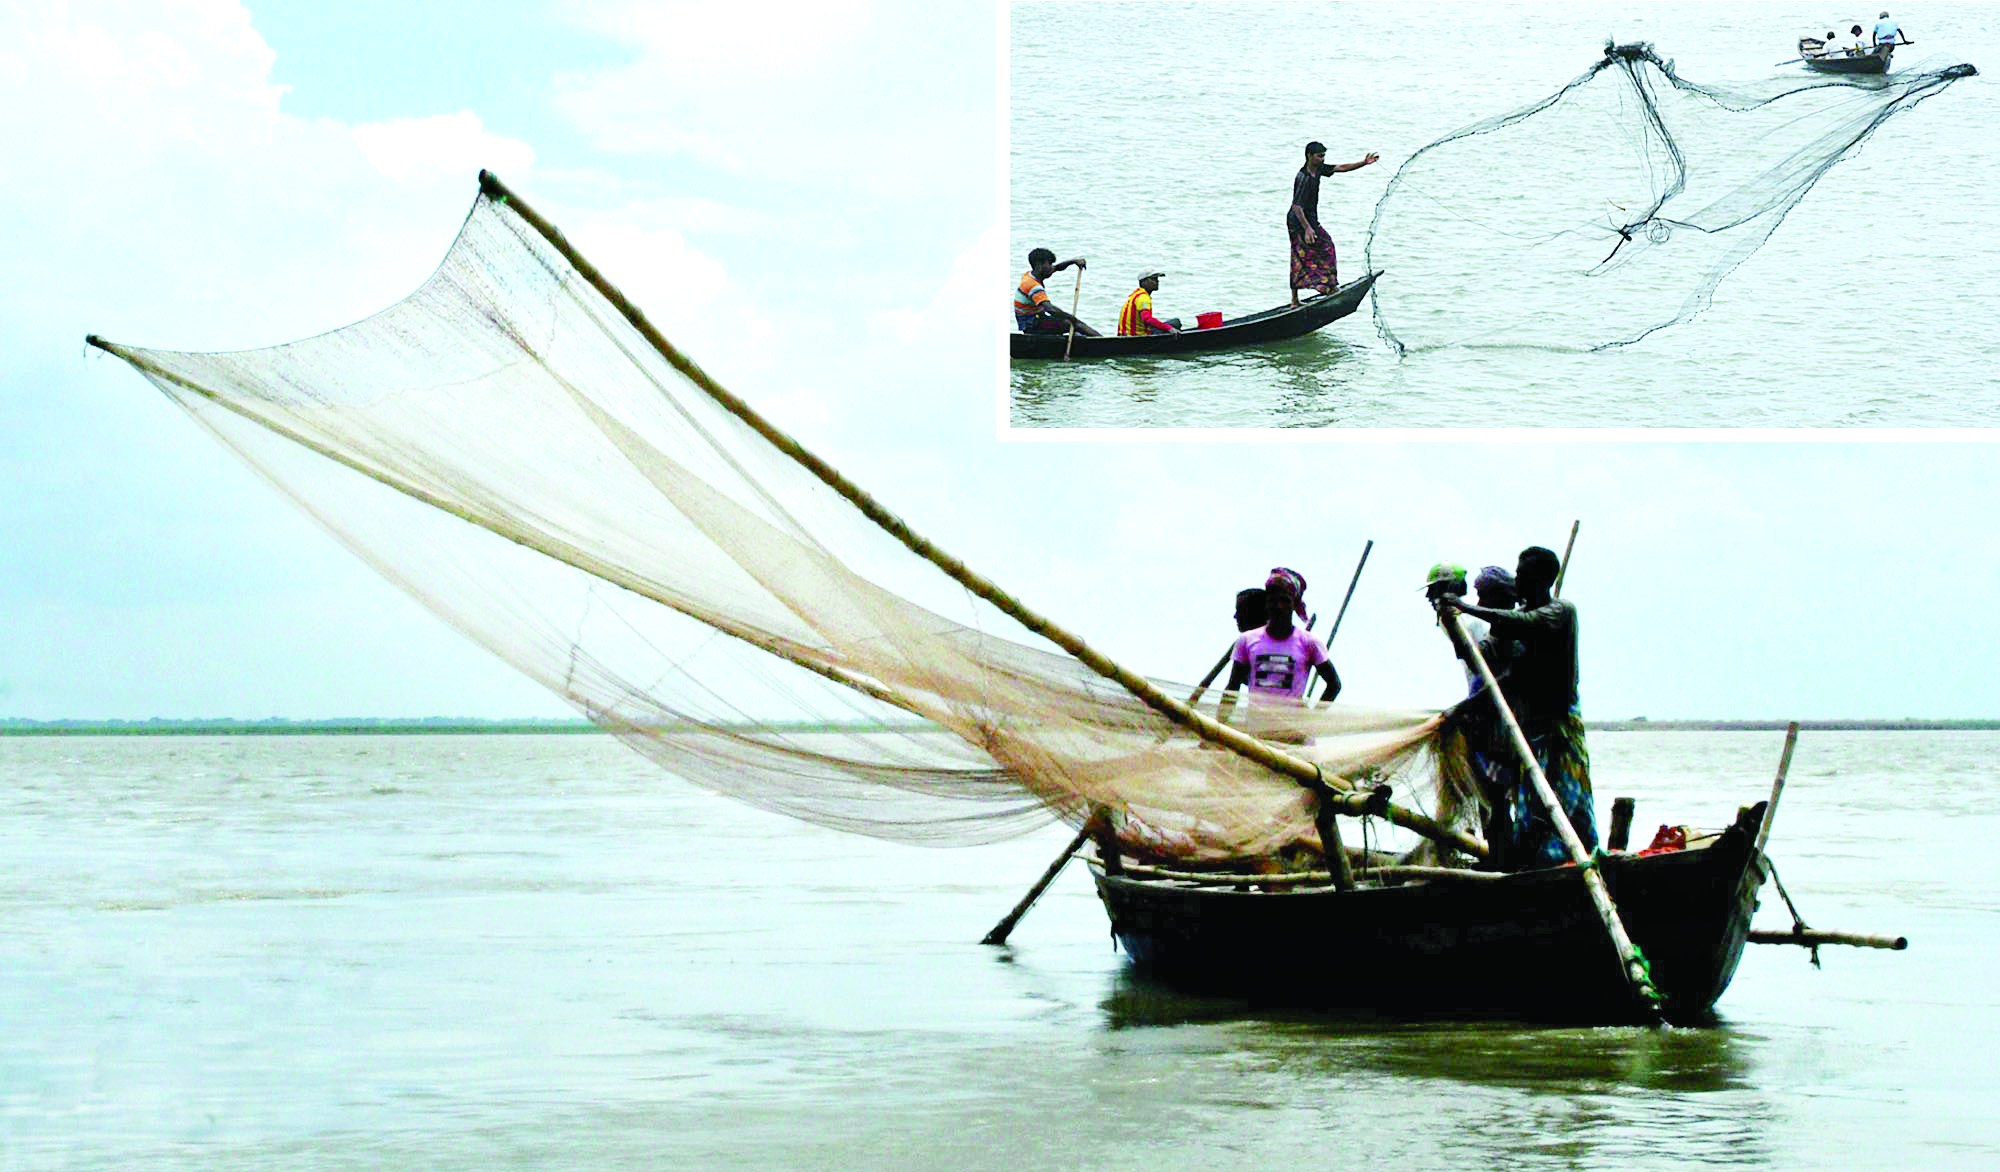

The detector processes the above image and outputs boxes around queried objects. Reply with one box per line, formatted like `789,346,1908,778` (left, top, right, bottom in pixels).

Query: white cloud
353,111,536,183
552,0,987,196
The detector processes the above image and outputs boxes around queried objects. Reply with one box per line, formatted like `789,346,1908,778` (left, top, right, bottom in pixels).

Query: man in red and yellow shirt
1117,270,1181,336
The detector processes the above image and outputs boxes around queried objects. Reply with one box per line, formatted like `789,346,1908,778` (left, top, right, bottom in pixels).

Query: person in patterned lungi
1288,141,1379,306
1441,545,1594,870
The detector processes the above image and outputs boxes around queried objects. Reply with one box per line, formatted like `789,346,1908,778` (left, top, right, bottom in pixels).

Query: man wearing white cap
1117,270,1181,336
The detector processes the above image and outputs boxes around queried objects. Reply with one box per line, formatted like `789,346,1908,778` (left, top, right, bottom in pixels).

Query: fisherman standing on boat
1117,271,1181,336
1288,141,1379,307
1874,11,1910,47
1014,248,1101,336
1218,568,1341,729
1439,546,1595,868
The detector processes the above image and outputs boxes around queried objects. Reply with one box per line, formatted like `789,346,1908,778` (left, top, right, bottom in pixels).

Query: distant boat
1799,36,1894,74
1010,272,1379,360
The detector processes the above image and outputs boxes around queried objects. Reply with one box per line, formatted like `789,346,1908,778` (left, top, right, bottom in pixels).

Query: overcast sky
4,2,1997,723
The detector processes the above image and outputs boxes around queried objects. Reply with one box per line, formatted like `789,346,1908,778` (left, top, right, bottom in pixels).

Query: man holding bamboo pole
1440,545,1596,868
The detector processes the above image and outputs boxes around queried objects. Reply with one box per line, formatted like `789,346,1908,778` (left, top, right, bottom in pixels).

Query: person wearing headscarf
1218,567,1340,726
1439,545,1593,869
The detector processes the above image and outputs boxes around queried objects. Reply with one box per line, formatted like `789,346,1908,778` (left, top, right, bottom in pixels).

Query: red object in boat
1197,311,1223,330
1642,824,1689,854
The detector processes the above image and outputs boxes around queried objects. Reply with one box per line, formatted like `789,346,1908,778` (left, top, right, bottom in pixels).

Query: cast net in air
1365,43,1977,353
91,178,1481,866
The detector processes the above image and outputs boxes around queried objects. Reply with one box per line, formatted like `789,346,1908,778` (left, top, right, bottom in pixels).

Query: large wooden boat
1010,272,1379,360
1089,800,1770,1025
1800,37,1893,75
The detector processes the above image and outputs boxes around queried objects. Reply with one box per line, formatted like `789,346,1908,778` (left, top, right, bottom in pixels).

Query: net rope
96,186,1480,862
1365,42,1976,353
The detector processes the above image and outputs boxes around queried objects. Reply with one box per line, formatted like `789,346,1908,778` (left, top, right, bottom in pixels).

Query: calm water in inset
3,730,1996,1169
1008,3,2000,428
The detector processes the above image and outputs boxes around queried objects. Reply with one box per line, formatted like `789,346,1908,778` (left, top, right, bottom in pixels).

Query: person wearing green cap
1440,545,1594,869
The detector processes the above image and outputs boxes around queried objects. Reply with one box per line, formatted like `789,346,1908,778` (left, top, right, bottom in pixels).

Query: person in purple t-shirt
1217,568,1341,726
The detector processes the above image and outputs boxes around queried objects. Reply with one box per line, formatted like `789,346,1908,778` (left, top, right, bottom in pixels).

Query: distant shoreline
3,717,1998,736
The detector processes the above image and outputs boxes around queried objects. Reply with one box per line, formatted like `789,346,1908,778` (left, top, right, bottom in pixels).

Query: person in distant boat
1288,141,1380,307
1437,545,1594,870
1218,567,1341,728
1850,23,1868,50
1118,271,1182,336
1817,30,1845,57
1015,248,1101,336
1874,11,1910,47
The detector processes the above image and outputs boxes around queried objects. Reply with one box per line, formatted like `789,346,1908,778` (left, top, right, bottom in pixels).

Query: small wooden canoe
1010,271,1379,360
1090,800,1770,1024
1800,37,1893,74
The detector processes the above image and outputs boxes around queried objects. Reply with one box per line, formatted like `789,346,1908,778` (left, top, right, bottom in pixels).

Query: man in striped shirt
1015,247,1100,335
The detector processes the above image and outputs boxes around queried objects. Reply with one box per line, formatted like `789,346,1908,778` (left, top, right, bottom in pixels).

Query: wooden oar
981,822,1093,945
1063,267,1083,361
1439,605,1662,1012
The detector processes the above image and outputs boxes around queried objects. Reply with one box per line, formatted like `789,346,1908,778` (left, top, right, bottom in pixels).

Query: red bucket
1197,311,1223,330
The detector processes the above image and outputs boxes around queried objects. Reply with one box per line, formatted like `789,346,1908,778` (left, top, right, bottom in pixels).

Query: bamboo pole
1748,928,1906,951
474,172,1482,859
1323,539,1373,645
981,822,1093,945
1754,722,1799,863
1553,520,1580,597
1438,604,1661,1011
1100,859,1508,886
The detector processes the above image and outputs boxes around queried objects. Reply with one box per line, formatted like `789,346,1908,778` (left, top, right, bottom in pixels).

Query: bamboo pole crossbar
471,173,1488,863
1439,605,1662,1011
1096,858,1507,887
1748,928,1907,951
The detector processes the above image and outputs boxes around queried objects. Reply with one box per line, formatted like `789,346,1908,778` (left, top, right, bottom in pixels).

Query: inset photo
1007,2,1994,430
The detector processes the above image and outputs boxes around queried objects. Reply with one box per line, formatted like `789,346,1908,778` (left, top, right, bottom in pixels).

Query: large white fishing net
93,179,1473,862
1366,43,1977,353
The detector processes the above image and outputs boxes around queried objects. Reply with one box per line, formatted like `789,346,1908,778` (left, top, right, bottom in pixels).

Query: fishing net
93,180,1479,863
1365,43,1977,353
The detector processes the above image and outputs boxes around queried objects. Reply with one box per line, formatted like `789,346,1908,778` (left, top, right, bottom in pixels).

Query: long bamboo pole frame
469,172,1485,862
1439,605,1661,1011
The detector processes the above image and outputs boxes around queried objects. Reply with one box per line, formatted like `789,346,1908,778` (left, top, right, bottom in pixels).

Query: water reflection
1098,969,1755,1093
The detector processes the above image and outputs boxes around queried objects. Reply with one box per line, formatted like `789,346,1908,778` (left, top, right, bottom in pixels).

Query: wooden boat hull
1804,45,1892,74
1010,272,1379,360
1091,802,1767,1024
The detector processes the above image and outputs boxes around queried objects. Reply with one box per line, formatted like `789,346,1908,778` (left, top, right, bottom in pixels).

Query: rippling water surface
1008,3,2000,428
3,730,1996,1168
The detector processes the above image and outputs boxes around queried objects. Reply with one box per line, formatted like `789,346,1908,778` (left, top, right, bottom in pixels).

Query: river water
3,730,1995,1169
1007,2,2000,428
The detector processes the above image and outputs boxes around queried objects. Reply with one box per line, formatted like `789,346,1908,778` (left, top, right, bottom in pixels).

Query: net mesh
97,186,1475,863
1365,42,1977,353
